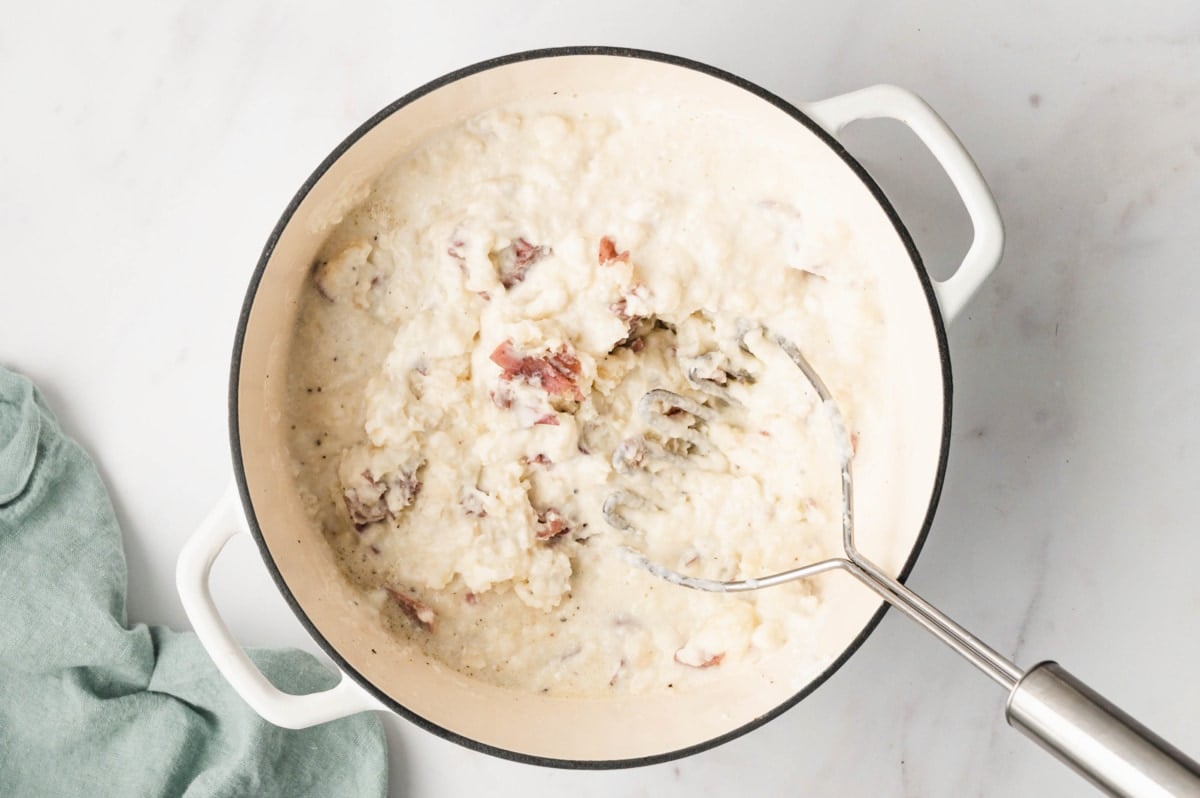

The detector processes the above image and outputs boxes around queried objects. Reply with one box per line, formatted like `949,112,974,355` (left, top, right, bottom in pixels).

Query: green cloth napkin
0,367,388,797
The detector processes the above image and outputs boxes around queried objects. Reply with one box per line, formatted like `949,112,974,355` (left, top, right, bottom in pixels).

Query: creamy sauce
286,101,884,695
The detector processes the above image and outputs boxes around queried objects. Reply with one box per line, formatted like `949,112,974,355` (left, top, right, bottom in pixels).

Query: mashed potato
285,101,883,694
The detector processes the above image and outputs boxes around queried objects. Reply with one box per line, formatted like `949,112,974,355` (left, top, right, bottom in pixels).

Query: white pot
177,47,1002,766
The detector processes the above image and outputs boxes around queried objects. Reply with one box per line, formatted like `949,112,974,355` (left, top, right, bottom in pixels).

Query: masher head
601,323,856,592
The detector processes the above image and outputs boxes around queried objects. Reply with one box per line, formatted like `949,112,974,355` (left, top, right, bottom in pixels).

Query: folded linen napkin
0,367,387,797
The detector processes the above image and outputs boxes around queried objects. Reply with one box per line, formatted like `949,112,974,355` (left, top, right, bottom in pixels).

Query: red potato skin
385,587,436,631
598,236,629,265
493,237,550,288
489,340,584,402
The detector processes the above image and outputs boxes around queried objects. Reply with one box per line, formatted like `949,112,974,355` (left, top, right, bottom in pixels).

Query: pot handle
176,485,384,729
801,85,1004,323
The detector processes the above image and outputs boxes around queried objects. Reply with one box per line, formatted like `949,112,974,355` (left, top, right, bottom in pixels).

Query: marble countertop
3,2,1198,795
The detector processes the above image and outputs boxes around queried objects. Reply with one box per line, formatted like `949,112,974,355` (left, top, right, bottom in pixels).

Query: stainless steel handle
1006,662,1200,797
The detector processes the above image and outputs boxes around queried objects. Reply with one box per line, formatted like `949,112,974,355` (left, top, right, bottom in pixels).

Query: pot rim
228,45,954,769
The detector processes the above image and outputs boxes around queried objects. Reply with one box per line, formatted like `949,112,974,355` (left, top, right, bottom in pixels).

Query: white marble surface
3,2,1198,795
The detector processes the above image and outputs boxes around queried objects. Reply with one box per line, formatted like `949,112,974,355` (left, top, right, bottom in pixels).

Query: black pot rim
229,45,954,770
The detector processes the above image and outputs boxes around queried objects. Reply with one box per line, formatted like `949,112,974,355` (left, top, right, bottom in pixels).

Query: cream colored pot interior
235,54,947,762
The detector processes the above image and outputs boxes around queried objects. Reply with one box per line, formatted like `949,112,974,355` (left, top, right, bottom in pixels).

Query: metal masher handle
849,555,1200,797
1008,662,1200,798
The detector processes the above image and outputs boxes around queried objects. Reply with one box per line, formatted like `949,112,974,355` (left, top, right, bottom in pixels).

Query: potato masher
602,324,1200,798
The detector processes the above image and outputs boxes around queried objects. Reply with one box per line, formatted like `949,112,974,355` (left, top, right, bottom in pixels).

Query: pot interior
234,51,948,763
